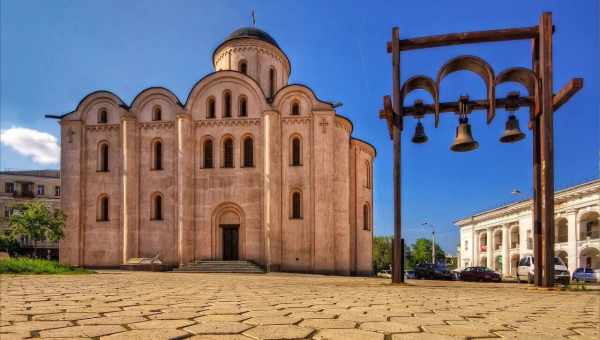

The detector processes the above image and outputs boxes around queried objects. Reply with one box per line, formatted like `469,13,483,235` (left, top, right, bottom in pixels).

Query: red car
460,266,502,282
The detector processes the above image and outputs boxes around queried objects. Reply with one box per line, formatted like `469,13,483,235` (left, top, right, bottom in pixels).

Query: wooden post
531,36,543,287
539,12,555,287
391,27,404,283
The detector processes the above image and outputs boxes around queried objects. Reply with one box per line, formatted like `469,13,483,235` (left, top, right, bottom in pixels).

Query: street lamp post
422,222,436,263
379,12,583,287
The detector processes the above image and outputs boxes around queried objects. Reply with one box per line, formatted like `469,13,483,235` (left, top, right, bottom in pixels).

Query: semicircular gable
185,71,268,114
130,87,183,112
71,90,127,124
272,84,333,111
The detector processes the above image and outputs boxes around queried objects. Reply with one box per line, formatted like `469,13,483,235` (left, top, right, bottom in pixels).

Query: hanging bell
499,115,526,143
411,121,428,144
450,118,479,152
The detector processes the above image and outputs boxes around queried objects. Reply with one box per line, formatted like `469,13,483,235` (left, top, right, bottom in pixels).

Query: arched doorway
220,210,240,260
480,255,487,267
579,211,599,241
510,254,520,276
212,203,245,261
494,255,502,272
555,218,568,243
579,247,600,270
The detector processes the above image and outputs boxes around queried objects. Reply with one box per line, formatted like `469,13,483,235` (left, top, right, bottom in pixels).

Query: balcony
480,245,487,252
579,231,600,240
13,190,35,198
510,243,519,249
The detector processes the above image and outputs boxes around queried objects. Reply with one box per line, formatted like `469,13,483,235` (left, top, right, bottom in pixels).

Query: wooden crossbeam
551,78,583,112
387,26,541,52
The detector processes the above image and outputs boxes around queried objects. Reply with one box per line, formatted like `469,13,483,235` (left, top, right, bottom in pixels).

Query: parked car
572,267,598,283
460,266,502,282
516,256,570,285
405,270,416,279
414,263,454,280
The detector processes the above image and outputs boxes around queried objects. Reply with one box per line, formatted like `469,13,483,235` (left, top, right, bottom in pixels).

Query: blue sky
1,1,598,254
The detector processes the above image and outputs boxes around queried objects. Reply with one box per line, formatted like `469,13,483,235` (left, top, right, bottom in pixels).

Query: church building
54,27,375,275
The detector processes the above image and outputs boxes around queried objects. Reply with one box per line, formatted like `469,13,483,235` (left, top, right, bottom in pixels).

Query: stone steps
174,260,265,273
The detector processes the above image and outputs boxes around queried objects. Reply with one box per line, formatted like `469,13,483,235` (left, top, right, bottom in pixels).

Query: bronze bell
450,118,479,152
499,115,526,143
411,121,428,144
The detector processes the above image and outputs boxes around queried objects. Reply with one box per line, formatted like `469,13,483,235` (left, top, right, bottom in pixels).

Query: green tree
408,238,446,267
372,236,393,273
8,202,65,258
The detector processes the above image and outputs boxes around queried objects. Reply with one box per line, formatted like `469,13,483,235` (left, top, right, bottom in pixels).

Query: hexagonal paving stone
492,330,566,340
32,312,100,321
391,333,466,340
149,311,206,320
422,324,496,338
194,314,250,322
299,318,356,329
78,316,147,325
184,321,253,335
313,328,385,340
337,311,387,322
188,336,254,340
360,321,421,334
243,325,314,340
244,316,301,325
0,321,73,333
127,319,195,329
38,325,126,338
288,311,337,319
100,329,190,340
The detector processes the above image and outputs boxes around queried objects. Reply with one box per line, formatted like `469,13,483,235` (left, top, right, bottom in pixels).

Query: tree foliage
372,236,393,273
408,238,446,268
7,202,65,257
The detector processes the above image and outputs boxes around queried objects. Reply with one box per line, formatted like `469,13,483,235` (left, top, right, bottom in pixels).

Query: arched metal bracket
400,75,438,125
436,55,496,124
495,67,539,121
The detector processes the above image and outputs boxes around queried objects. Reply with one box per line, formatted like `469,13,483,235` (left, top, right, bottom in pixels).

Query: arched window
151,193,163,220
152,140,163,170
223,91,232,118
98,109,108,124
365,160,372,189
291,137,301,166
152,106,162,121
239,60,247,74
223,137,234,168
291,191,302,219
98,142,109,172
363,203,371,230
243,137,254,167
207,97,216,119
203,139,213,168
98,195,109,221
239,96,248,117
269,68,276,98
291,101,300,115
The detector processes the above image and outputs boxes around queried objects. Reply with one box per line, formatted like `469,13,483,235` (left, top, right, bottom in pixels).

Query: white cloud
0,127,60,165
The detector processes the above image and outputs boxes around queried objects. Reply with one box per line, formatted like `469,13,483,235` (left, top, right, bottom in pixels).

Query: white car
516,255,570,285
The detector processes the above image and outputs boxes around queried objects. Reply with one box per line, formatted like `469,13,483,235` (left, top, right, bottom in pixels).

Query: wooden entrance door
222,225,239,260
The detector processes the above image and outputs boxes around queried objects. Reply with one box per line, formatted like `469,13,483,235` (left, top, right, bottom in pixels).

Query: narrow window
203,139,213,168
152,106,162,121
153,140,163,170
291,102,300,115
36,185,45,196
5,182,14,193
207,97,216,119
223,138,234,168
291,137,301,166
98,143,109,172
55,186,61,196
239,96,247,117
269,68,276,97
365,160,372,189
363,203,370,230
98,109,108,124
152,194,163,220
243,137,254,167
223,91,232,118
239,60,247,74
98,196,109,221
292,191,302,219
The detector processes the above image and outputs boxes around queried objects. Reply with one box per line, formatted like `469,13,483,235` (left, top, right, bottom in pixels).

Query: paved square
1,272,598,339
